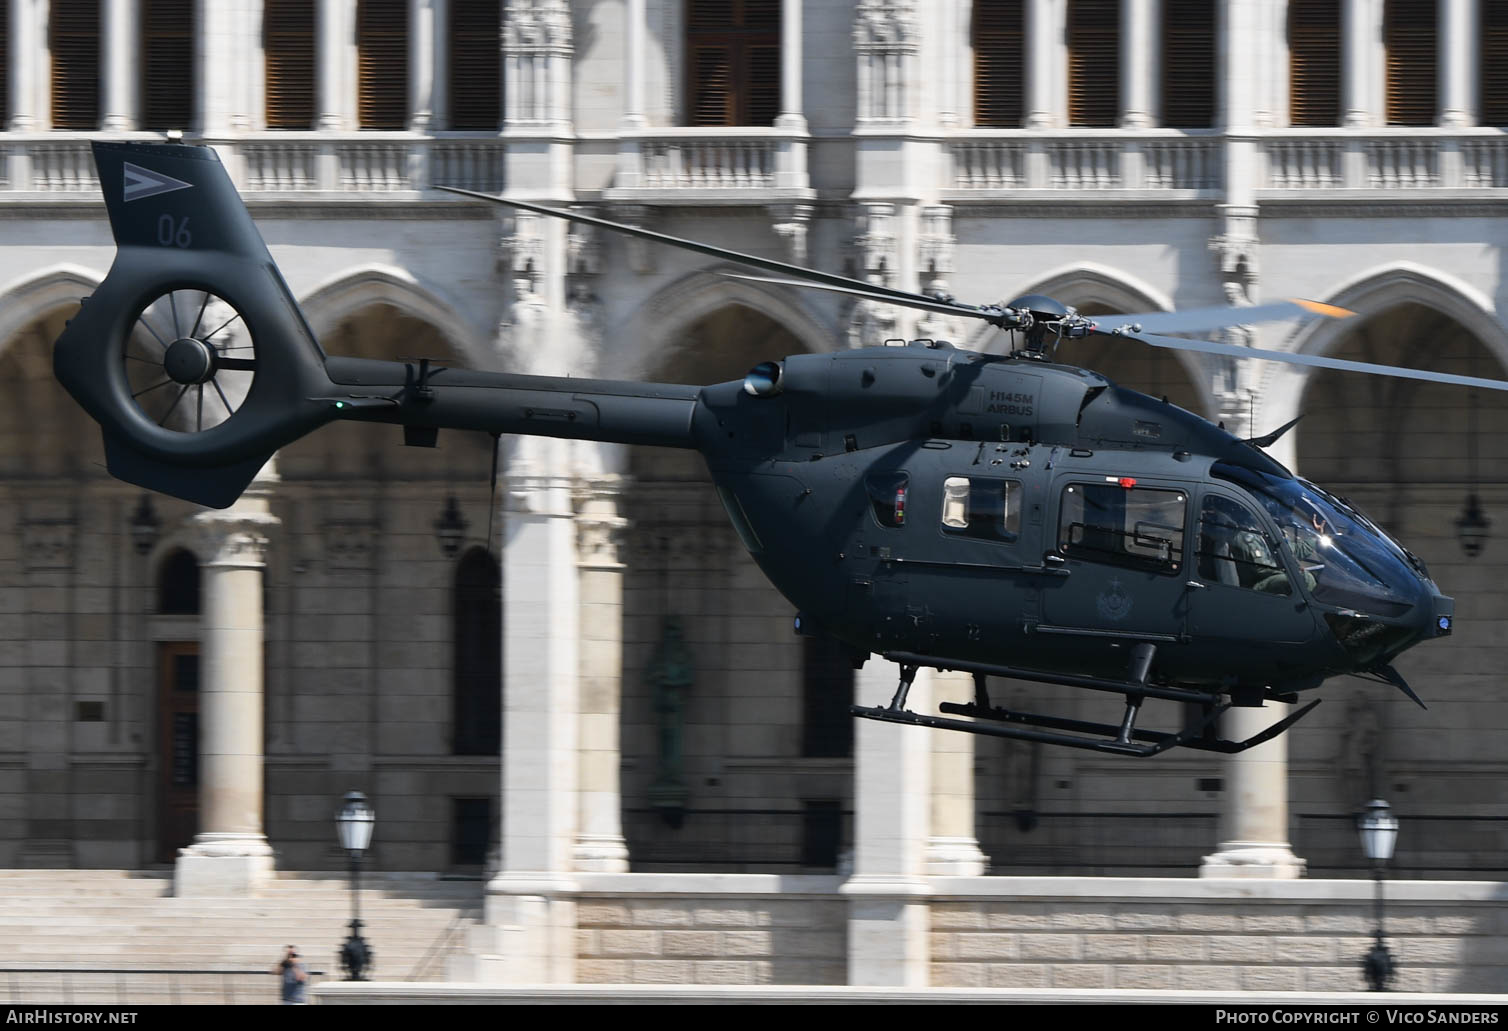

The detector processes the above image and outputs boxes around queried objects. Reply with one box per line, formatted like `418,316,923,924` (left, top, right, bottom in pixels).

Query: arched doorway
622,303,852,870
271,302,497,869
1291,302,1508,875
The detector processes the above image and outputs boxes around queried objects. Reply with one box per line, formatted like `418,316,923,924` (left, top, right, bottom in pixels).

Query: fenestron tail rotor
124,288,258,433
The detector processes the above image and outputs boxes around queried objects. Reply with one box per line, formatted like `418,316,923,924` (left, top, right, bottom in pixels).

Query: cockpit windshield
1211,462,1423,617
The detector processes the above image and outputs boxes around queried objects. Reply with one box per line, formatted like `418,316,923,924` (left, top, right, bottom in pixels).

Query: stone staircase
0,870,485,1005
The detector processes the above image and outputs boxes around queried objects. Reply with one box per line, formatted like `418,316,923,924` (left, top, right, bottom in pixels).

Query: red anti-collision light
1118,477,1137,489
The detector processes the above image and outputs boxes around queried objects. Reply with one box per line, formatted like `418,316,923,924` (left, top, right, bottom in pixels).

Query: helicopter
53,141,1508,758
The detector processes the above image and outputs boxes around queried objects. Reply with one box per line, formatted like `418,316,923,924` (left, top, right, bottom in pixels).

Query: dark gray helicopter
55,142,1505,758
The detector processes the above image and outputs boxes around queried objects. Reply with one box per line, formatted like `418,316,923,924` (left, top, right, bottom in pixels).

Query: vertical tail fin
54,143,335,507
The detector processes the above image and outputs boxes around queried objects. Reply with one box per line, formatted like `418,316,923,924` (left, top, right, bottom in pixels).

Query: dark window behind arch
358,0,408,129
141,0,195,131
50,0,99,129
449,0,501,129
157,548,200,615
264,0,315,129
453,547,501,756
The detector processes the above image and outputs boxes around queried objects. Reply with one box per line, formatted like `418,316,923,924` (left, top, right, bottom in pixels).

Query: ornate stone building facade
0,0,1503,987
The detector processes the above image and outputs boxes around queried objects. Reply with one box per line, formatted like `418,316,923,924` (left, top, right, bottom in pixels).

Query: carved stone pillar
843,660,931,985
174,477,280,896
503,1,574,196
474,466,580,983
854,1,918,125
1200,705,1306,879
572,478,629,872
926,670,987,875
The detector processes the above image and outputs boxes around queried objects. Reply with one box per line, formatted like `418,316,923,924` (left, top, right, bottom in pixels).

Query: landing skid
849,655,1322,757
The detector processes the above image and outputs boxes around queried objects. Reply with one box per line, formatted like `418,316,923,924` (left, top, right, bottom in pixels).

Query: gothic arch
1262,263,1508,463
0,265,104,353
615,267,836,381
298,264,491,368
974,263,1214,418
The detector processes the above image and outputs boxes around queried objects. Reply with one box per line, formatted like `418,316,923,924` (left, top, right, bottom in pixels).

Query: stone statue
646,614,694,827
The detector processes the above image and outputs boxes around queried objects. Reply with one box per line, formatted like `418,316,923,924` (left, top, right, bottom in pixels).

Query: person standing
275,945,308,1005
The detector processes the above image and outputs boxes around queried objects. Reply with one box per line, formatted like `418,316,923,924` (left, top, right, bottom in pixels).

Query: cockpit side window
1197,493,1292,595
1058,482,1186,574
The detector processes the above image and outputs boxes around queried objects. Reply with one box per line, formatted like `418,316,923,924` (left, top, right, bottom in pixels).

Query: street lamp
1358,798,1399,991
336,791,376,981
129,494,160,556
433,496,468,558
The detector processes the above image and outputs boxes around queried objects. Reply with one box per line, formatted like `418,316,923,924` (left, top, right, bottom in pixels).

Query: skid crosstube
850,651,1322,757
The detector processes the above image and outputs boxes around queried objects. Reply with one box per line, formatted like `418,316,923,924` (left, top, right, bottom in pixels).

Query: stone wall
569,875,1508,992
575,875,847,985
930,879,1508,995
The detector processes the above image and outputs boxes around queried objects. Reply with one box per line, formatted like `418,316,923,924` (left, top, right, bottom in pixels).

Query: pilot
1252,521,1319,595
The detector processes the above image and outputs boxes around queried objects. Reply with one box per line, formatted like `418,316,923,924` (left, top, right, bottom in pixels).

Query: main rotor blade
435,185,970,312
1094,299,1354,335
719,273,1007,325
1122,329,1508,392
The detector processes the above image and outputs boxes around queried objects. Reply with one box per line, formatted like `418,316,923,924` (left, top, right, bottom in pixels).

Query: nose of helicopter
1428,592,1454,638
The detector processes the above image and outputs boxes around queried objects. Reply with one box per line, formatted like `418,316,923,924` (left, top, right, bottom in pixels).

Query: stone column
408,0,435,131
572,478,629,872
198,0,239,135
1120,0,1158,128
1199,704,1306,878
622,0,646,130
1438,0,1475,127
842,660,931,986
1025,0,1057,128
175,478,280,896
101,0,139,130
926,671,987,875
774,0,808,187
8,0,38,131
775,0,806,130
317,0,348,130
1343,0,1375,127
471,459,580,983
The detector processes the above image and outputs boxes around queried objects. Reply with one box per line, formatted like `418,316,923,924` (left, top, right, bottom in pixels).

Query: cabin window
1196,494,1291,596
941,476,1022,542
1058,482,1186,574
865,471,909,528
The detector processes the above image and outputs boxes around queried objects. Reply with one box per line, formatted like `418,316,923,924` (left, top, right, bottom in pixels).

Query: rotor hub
163,337,217,385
